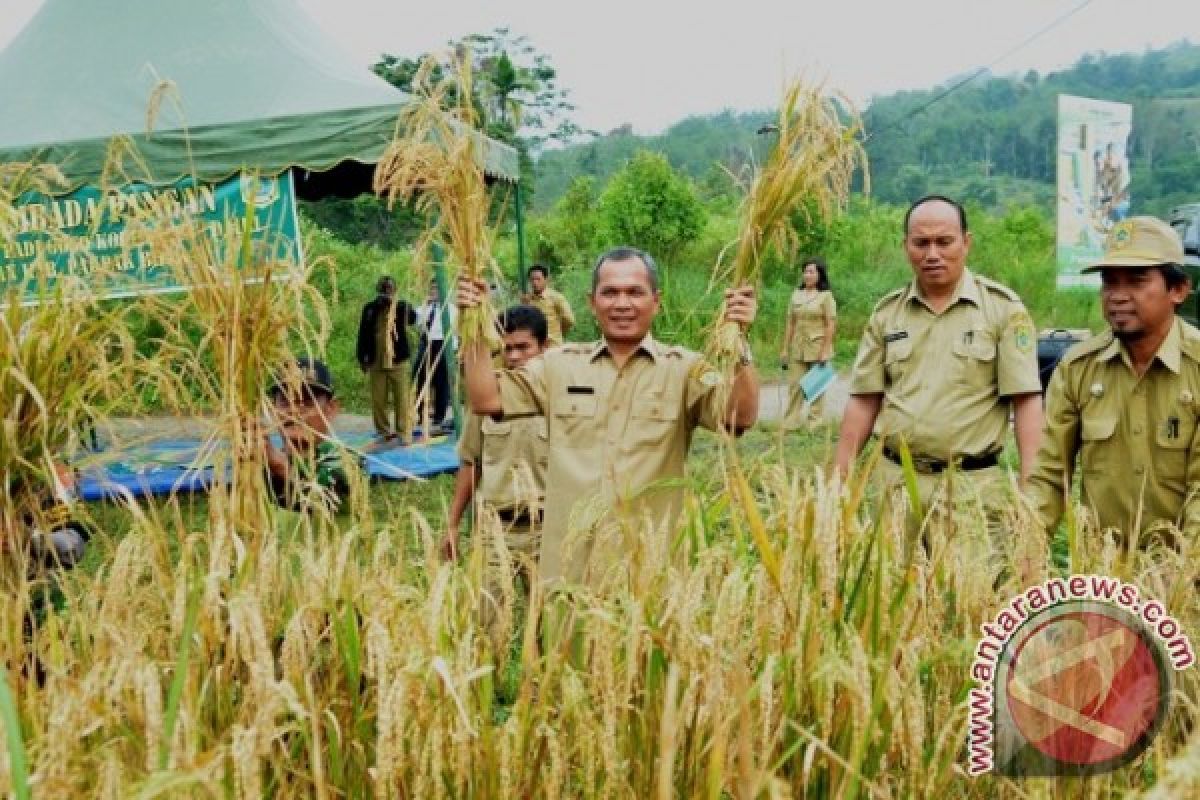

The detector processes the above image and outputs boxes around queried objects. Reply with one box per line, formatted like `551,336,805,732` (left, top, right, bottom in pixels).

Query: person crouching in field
443,305,550,650
260,357,349,513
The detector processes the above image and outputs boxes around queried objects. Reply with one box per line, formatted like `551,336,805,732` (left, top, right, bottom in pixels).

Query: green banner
0,171,301,305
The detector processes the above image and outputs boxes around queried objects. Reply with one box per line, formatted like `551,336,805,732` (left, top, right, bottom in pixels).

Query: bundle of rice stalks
706,78,867,373
126,177,333,535
373,51,502,353
0,164,166,563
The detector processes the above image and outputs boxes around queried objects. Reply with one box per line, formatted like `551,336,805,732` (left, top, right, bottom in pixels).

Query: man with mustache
1027,216,1200,548
835,195,1044,565
457,246,759,588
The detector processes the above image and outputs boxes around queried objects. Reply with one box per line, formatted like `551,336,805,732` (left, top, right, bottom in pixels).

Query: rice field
3,117,1199,798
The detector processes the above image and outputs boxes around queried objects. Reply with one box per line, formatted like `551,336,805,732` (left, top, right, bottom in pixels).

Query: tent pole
515,181,527,294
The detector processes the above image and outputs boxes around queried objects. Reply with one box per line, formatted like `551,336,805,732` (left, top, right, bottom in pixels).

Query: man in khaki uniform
443,305,550,648
1027,216,1200,548
835,196,1044,559
525,264,576,346
458,246,760,588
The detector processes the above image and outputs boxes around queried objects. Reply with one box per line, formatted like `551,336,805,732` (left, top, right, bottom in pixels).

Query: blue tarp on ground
75,431,458,502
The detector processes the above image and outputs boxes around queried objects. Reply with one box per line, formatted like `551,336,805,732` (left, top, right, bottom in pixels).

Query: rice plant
3,148,1198,800
706,78,868,375
373,50,503,354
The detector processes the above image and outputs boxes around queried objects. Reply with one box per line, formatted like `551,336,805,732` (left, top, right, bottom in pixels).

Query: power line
866,0,1099,142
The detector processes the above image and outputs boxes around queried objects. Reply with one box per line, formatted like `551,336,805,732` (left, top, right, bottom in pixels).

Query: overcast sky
2,0,1193,135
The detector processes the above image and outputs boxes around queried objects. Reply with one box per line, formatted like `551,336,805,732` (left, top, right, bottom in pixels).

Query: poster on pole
1056,94,1133,287
0,171,302,305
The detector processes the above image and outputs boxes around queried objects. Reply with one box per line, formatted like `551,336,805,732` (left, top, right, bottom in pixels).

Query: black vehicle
1169,203,1200,326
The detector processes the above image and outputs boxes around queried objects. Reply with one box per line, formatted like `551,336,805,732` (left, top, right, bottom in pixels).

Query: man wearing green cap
1027,216,1200,548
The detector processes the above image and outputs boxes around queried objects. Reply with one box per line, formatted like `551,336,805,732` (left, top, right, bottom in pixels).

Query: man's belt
882,447,999,474
496,508,542,527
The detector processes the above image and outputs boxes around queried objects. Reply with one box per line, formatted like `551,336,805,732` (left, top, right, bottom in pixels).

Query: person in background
524,264,575,346
780,256,837,429
356,276,417,443
413,280,457,434
261,357,348,513
444,305,550,650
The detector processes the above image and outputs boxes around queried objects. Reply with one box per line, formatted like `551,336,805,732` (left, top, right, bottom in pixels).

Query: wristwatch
737,339,754,367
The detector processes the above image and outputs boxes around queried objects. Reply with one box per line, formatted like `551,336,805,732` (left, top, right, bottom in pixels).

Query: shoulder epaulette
1060,332,1112,365
872,287,906,314
975,274,1022,303
661,344,694,359
1178,320,1200,363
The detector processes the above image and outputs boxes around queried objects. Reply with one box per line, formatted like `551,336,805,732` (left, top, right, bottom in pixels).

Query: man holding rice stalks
444,305,549,646
1027,216,1200,551
835,195,1044,562
457,247,759,587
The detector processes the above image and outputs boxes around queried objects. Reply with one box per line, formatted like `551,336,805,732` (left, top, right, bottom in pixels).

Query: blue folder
799,363,836,402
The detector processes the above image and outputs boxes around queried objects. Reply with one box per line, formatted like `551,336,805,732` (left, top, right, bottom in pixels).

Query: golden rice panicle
706,76,868,373
372,49,501,352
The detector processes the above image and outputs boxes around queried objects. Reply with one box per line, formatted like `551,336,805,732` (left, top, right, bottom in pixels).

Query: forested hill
534,41,1200,215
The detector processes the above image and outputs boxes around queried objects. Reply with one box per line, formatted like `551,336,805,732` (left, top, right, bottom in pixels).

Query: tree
374,28,587,152
597,151,706,263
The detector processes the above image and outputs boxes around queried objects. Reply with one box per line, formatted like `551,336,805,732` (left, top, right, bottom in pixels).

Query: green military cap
1081,216,1185,273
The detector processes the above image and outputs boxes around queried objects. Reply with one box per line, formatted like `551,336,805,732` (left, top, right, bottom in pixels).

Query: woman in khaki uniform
780,257,836,429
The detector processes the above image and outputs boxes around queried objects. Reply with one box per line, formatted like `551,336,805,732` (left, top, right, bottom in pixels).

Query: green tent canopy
0,0,519,196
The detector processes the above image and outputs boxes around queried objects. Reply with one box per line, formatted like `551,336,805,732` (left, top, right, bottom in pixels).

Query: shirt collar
590,334,660,363
905,267,981,310
1097,317,1183,374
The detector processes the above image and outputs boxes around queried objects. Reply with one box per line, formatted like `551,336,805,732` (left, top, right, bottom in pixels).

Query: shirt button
1133,425,1143,435
1134,465,1145,475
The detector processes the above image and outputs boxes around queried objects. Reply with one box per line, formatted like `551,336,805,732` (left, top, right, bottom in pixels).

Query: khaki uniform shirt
457,411,548,517
497,335,727,583
1027,318,1200,543
788,289,836,362
849,268,1041,459
530,287,576,345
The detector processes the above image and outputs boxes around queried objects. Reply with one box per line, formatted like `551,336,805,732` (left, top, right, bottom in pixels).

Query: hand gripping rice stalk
705,78,867,376
373,51,502,353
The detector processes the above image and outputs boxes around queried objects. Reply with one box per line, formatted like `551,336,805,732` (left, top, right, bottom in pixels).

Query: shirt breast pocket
883,335,913,381
552,393,598,446
629,399,680,450
1154,412,1194,493
952,330,997,377
1080,414,1118,474
480,418,512,465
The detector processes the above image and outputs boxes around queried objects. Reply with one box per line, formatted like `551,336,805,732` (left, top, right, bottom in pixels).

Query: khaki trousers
369,365,410,439
876,459,1016,577
478,526,541,655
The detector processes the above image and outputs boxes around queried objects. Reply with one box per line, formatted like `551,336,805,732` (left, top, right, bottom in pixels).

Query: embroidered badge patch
1111,221,1134,250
